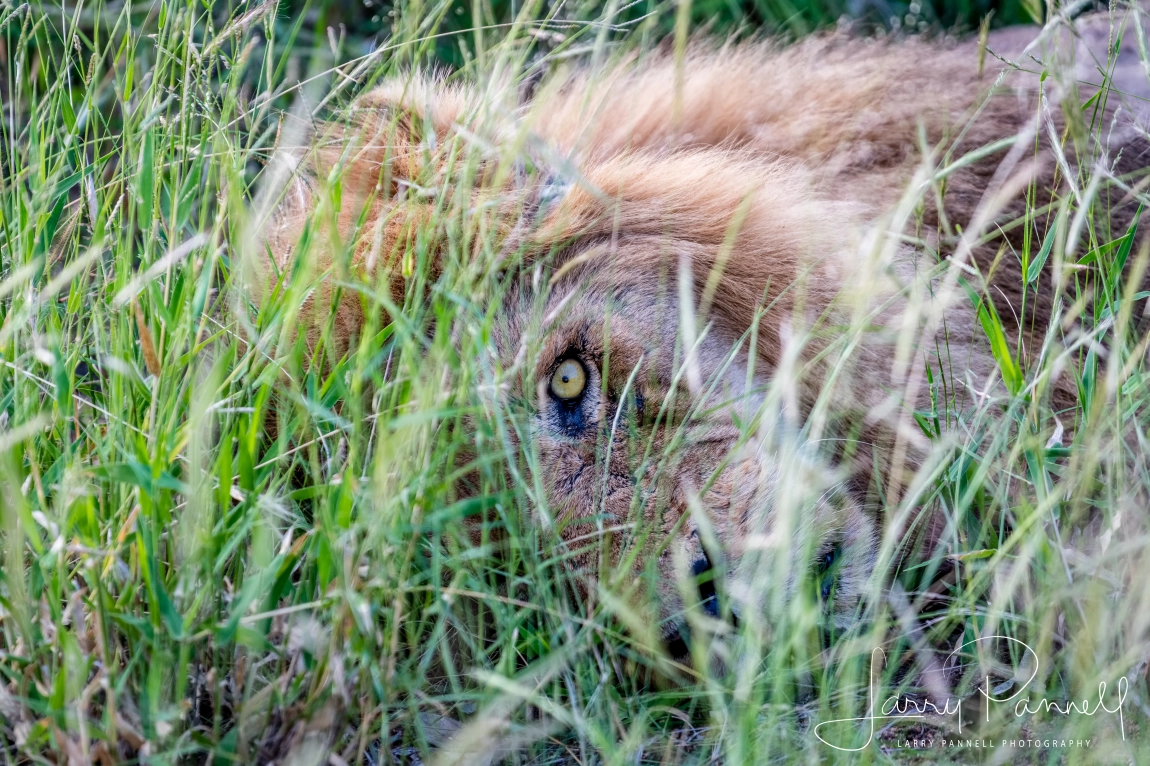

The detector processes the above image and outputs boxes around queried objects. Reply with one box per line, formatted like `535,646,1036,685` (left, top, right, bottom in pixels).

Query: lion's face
487,236,878,638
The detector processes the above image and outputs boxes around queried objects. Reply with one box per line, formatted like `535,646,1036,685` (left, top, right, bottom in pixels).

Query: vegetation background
2,0,1148,764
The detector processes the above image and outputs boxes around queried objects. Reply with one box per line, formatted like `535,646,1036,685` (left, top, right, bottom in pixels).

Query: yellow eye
550,359,587,400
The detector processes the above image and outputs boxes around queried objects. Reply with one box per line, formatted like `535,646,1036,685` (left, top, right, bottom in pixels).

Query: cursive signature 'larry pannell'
813,636,1130,753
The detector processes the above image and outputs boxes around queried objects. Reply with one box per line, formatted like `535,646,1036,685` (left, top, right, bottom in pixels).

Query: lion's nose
691,556,720,618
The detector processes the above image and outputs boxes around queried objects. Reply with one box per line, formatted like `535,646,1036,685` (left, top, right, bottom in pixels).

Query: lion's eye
550,359,587,401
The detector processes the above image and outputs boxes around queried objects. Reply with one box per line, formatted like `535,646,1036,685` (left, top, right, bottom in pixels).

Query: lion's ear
311,76,471,205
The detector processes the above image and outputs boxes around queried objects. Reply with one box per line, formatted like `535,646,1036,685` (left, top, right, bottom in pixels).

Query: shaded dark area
275,0,1093,70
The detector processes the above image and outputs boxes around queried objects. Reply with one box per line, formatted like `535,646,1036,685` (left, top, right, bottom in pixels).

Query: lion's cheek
534,440,623,557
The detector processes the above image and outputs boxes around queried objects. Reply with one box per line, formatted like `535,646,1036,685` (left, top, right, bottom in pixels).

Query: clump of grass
1,1,1149,764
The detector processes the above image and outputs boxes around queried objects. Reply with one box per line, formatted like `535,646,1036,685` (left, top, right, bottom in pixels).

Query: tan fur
263,14,1150,636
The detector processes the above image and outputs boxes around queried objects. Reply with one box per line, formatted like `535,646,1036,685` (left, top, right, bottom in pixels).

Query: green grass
2,0,1149,764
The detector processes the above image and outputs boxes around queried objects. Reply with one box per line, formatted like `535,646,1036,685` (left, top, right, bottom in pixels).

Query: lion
261,10,1150,641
